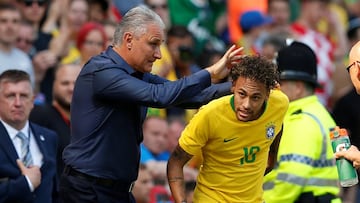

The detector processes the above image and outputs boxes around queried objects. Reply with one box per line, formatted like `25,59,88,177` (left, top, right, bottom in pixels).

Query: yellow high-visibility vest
263,95,341,203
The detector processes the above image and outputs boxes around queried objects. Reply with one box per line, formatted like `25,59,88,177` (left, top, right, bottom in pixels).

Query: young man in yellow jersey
167,55,289,202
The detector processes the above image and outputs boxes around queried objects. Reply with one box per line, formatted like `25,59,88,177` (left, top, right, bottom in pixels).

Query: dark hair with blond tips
230,55,279,91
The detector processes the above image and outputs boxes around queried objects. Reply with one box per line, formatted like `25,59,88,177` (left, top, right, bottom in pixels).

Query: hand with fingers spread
17,159,42,189
205,45,244,82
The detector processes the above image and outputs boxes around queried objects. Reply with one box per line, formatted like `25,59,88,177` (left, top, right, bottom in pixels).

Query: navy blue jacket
63,47,231,182
0,122,58,203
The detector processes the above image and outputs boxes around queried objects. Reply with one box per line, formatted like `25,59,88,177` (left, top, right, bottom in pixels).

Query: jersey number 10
240,146,260,165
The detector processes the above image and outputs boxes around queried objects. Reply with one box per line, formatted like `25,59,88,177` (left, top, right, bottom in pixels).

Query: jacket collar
0,121,49,167
287,95,318,116
104,46,136,75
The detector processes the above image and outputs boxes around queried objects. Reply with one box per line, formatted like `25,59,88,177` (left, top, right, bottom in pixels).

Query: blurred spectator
17,0,59,104
16,0,48,31
344,0,360,19
88,0,121,23
319,1,349,107
141,116,197,185
0,4,34,87
166,25,201,121
102,19,117,46
227,0,268,44
30,63,81,179
39,0,88,103
16,0,56,69
112,0,142,15
132,164,155,203
267,0,292,35
168,0,226,56
167,26,200,80
166,116,202,172
196,46,224,72
237,10,273,55
290,0,339,109
149,185,173,203
76,22,107,66
140,116,170,182
140,124,174,203
260,33,287,62
166,116,186,154
48,0,89,64
16,20,36,59
15,20,49,104
144,0,170,29
41,0,68,34
88,0,110,23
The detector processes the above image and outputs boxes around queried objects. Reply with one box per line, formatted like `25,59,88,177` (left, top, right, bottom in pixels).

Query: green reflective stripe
264,173,339,190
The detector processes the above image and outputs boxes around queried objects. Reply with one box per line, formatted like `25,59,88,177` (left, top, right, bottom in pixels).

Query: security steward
263,41,341,203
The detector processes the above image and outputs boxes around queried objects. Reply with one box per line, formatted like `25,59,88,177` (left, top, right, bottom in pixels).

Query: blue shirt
63,46,231,182
140,144,170,164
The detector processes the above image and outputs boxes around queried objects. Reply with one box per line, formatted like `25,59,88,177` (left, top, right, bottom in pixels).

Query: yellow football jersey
179,89,289,202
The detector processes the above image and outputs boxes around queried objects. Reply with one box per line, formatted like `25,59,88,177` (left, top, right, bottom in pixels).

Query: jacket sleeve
145,71,231,108
173,82,231,109
93,68,214,108
0,176,34,203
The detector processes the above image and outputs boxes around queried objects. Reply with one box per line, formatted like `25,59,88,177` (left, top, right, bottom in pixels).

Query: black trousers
295,192,338,203
59,172,135,203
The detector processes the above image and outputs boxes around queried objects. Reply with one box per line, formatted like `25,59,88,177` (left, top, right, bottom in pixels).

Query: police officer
263,41,341,203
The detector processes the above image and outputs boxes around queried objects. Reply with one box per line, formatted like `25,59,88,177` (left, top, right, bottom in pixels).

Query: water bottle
330,126,358,187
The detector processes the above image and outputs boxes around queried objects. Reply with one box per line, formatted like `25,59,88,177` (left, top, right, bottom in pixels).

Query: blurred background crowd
1,0,360,202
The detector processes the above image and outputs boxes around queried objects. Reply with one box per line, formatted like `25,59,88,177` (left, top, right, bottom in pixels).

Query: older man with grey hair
59,5,243,202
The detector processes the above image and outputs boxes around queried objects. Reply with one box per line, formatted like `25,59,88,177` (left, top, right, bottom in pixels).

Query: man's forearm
167,158,186,203
167,145,193,203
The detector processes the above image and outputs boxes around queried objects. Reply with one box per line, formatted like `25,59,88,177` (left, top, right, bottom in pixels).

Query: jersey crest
265,123,275,140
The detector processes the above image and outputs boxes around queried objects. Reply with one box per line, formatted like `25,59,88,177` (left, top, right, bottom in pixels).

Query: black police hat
276,41,321,88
